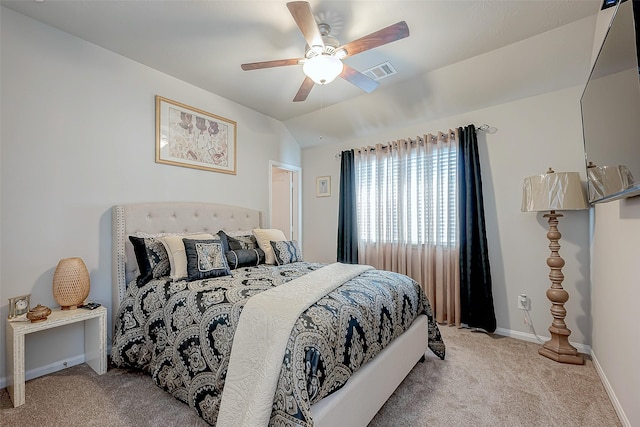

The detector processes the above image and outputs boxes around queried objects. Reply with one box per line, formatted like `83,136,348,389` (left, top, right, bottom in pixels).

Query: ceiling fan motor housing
305,23,340,58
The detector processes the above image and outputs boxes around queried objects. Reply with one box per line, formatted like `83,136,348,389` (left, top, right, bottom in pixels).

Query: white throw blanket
216,262,373,427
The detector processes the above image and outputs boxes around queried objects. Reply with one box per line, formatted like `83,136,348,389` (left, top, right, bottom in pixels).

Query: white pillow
252,228,286,265
161,233,214,280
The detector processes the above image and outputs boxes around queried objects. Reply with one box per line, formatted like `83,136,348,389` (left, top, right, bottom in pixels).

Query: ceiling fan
240,1,410,102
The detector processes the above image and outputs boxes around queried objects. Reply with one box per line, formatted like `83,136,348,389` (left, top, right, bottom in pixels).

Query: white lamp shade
587,164,635,200
303,55,343,85
522,171,588,212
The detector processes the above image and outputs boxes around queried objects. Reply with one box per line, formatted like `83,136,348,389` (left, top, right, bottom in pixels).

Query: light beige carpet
0,325,621,427
369,326,621,427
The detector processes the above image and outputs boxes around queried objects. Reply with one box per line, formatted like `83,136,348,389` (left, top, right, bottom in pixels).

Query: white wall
588,4,638,427
303,86,591,346
590,200,640,427
0,7,300,384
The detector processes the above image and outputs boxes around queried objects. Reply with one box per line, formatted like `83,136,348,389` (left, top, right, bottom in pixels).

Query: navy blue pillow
217,231,265,269
217,230,259,250
225,248,266,269
183,238,231,281
129,236,170,286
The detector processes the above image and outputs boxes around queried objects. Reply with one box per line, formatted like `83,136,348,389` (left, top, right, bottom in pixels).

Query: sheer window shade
354,134,460,326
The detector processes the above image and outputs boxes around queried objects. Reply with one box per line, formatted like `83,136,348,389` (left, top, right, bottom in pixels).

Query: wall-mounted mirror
581,0,640,203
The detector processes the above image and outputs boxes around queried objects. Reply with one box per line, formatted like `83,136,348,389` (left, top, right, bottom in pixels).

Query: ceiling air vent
363,61,397,81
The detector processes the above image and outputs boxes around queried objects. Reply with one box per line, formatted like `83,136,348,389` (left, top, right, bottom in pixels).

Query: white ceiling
1,0,602,147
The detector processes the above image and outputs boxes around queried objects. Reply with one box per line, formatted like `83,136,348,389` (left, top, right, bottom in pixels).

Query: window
355,141,457,246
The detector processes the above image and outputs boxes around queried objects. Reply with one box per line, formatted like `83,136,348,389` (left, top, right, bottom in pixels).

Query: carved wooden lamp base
540,211,584,365
522,169,587,365
539,340,583,365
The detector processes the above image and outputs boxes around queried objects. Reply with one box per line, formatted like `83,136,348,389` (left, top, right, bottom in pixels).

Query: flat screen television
581,0,640,203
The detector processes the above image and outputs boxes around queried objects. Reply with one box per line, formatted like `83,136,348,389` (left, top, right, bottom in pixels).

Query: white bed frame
111,202,428,427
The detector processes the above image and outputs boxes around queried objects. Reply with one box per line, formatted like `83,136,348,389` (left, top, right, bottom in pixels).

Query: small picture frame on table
316,176,331,197
8,294,31,321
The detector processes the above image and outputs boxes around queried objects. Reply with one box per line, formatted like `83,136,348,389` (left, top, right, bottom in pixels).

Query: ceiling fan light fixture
303,54,343,85
335,48,348,59
310,45,324,55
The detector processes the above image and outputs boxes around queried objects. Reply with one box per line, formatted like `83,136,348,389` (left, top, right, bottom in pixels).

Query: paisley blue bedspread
111,262,445,426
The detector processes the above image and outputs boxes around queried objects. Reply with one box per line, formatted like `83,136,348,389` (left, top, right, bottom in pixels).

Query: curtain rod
334,124,492,159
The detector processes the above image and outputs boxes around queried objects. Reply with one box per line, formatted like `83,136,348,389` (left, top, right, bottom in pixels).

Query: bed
110,202,445,426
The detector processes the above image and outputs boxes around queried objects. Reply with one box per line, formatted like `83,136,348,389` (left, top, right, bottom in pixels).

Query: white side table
5,306,107,407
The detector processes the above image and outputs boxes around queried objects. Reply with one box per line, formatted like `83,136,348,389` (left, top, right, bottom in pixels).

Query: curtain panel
458,125,497,332
337,150,358,264
354,135,461,325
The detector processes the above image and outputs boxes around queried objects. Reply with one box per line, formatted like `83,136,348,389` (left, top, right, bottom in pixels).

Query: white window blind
355,139,458,246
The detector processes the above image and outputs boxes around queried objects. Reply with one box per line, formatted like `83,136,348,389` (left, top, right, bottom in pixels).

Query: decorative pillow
225,248,266,269
224,229,254,238
183,238,231,281
270,240,303,265
231,234,259,250
160,233,215,280
252,228,287,265
218,230,259,251
129,236,170,286
217,230,265,269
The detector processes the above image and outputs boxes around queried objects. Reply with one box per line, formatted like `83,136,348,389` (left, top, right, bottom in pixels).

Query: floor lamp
521,168,588,365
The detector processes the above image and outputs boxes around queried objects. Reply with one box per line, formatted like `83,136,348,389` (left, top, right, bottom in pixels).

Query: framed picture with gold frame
8,294,30,320
155,95,237,174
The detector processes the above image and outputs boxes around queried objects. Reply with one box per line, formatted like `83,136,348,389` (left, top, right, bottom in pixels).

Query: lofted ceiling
1,0,602,147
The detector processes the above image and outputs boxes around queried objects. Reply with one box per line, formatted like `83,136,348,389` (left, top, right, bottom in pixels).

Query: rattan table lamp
521,168,588,365
52,257,90,310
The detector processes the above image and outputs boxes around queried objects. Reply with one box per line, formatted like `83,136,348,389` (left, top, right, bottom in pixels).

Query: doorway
269,161,301,243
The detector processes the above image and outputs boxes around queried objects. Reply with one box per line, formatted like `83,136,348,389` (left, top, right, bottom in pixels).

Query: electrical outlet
517,294,529,310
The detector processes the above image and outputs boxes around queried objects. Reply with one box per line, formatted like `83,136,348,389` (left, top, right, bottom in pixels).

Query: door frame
269,160,302,245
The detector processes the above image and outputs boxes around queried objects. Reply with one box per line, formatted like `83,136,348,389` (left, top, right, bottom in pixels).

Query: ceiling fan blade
340,65,380,93
287,1,324,50
293,77,315,102
338,21,410,58
241,58,302,71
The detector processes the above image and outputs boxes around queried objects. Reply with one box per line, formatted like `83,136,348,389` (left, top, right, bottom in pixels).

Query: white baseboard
494,327,592,355
591,351,631,427
0,354,86,390
0,344,112,390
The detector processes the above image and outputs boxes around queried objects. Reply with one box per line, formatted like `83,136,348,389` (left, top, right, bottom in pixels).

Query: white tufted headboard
111,202,262,326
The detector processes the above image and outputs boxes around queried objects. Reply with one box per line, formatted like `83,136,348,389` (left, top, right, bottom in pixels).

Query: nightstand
5,306,107,407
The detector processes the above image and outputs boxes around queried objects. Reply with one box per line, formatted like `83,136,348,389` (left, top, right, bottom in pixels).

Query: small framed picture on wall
316,176,331,197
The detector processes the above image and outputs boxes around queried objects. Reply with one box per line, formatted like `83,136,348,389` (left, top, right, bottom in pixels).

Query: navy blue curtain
337,150,358,264
458,125,497,332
